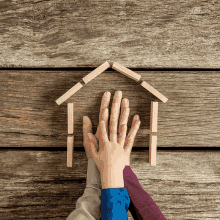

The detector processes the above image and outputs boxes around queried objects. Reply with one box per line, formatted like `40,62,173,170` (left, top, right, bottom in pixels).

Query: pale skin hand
83,90,141,167
91,121,128,189
87,90,141,189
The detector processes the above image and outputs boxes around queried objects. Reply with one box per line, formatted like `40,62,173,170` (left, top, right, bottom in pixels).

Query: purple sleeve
123,166,167,220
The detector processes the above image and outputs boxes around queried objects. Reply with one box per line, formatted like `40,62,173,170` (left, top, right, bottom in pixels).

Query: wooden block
67,136,74,167
82,61,110,84
150,101,158,132
112,62,141,82
68,103,74,134
55,82,83,105
141,81,168,103
149,134,157,166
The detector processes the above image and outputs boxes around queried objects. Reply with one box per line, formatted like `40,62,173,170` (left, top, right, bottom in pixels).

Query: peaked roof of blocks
55,61,168,105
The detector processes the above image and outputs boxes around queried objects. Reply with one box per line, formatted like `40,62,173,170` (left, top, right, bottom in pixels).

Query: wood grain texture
0,150,219,220
0,1,220,68
0,70,220,147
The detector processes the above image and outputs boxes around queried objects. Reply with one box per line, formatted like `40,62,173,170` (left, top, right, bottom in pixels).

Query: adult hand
88,91,141,183
83,91,111,159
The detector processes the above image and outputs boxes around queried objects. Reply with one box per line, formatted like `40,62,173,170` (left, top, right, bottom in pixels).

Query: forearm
86,158,101,189
123,166,167,220
66,158,101,220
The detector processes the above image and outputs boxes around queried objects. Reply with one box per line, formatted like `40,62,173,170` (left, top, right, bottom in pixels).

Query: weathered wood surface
1,70,220,147
0,1,220,68
0,150,219,220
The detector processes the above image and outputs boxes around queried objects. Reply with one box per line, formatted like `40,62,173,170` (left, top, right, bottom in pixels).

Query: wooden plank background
0,150,219,220
0,0,220,68
1,0,220,219
0,70,220,148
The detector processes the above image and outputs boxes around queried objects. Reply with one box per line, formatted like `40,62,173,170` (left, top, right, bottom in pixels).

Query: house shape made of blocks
55,61,168,167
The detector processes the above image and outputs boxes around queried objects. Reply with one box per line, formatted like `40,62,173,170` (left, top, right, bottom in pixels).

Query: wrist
101,170,124,189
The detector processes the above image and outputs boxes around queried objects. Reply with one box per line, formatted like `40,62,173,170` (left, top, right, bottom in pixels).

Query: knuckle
119,124,127,133
121,110,129,120
124,98,129,103
111,129,117,135
109,121,117,128
119,133,126,141
127,135,133,142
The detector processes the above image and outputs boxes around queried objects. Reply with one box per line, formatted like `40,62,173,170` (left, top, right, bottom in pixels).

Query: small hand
83,91,111,159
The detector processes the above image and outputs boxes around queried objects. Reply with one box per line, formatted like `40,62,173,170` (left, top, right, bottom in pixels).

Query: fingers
118,98,130,146
100,120,109,148
99,91,111,122
96,108,109,141
83,116,93,133
83,116,93,146
88,133,98,145
95,91,111,141
88,134,99,152
110,90,122,142
102,108,109,136
124,115,141,153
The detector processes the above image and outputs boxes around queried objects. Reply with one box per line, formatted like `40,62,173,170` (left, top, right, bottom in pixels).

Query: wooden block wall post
150,101,158,132
68,103,74,134
67,136,74,167
149,101,158,165
67,103,74,167
149,134,157,166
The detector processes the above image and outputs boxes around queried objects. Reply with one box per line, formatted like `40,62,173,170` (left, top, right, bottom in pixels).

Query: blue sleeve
100,187,130,220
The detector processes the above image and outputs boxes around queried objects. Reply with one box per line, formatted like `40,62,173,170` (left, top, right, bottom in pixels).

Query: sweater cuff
86,158,102,190
101,187,130,218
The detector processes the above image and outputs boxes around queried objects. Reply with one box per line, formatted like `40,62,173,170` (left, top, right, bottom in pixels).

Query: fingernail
117,90,122,96
105,91,110,97
136,115,140,120
88,133,92,139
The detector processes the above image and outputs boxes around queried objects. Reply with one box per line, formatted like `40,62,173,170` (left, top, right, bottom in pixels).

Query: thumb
90,141,98,160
